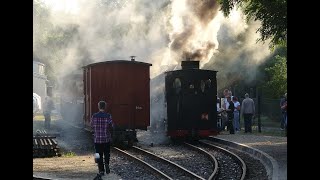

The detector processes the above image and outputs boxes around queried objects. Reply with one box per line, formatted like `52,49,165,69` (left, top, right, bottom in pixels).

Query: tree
218,0,287,46
260,47,287,98
33,0,81,87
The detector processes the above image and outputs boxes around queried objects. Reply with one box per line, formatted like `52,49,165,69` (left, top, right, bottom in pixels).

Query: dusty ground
33,155,98,179
33,118,167,180
33,118,122,180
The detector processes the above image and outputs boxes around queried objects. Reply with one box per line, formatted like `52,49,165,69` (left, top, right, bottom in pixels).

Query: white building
33,61,48,106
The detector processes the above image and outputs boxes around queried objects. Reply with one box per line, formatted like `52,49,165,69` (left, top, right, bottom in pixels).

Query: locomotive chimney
181,60,199,69
130,56,136,61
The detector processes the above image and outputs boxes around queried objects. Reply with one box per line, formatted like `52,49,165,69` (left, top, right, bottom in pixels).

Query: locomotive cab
164,61,219,139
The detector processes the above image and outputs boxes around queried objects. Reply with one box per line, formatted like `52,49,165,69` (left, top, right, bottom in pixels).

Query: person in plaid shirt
91,101,114,175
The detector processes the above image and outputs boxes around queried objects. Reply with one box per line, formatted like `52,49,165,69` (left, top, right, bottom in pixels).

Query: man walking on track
91,100,114,176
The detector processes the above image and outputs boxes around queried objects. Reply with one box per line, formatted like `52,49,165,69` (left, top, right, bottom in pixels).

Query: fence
237,97,282,128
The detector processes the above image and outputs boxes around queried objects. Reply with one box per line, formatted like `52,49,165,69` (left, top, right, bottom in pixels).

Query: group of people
221,89,288,136
221,89,255,134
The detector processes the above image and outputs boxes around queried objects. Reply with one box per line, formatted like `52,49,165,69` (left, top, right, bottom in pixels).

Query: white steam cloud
34,0,270,80
203,8,271,91
34,0,271,130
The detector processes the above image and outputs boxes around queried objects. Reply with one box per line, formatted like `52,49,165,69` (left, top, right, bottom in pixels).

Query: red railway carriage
83,58,152,144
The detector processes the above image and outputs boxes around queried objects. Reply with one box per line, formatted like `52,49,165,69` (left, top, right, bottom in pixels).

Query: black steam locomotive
151,60,219,139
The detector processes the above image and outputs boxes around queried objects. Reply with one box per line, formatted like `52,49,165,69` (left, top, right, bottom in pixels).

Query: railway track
194,140,247,180
205,137,269,180
114,141,247,180
183,142,219,180
114,146,207,180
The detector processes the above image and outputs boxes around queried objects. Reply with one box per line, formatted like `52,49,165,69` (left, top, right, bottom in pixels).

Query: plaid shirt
90,111,114,143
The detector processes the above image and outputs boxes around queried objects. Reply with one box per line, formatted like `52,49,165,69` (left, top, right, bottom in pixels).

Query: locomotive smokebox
181,60,199,70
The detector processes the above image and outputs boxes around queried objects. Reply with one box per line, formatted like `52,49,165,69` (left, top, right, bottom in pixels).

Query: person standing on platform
241,93,255,133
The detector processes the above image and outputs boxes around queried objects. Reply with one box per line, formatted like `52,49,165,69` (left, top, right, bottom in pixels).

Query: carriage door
133,73,150,130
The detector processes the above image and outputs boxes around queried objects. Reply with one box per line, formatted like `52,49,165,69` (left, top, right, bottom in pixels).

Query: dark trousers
243,113,253,133
44,113,51,129
95,142,111,173
228,118,235,134
285,113,287,136
281,112,286,129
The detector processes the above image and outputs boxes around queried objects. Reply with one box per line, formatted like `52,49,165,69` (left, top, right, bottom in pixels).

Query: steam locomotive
151,60,219,139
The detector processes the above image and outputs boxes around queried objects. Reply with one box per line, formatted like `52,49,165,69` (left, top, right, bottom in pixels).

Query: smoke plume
202,8,271,91
34,0,272,131
34,0,270,81
167,0,221,66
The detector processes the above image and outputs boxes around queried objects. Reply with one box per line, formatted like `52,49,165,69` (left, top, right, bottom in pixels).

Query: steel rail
199,140,247,180
184,142,219,180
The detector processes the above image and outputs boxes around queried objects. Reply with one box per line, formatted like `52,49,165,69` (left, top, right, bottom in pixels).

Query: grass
61,150,77,157
33,114,45,121
33,114,61,121
233,115,286,137
257,115,280,127
251,126,286,137
220,126,286,137
239,115,280,128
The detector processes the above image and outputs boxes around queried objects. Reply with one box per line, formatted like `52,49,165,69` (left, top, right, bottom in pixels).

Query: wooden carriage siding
83,59,152,131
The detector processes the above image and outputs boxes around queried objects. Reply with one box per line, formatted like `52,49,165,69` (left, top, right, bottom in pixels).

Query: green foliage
218,0,287,46
252,43,287,99
263,55,287,98
33,0,81,87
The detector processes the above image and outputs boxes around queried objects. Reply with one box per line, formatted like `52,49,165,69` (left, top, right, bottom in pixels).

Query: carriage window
173,78,181,94
173,78,181,88
206,79,211,89
200,80,205,93
38,65,45,75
